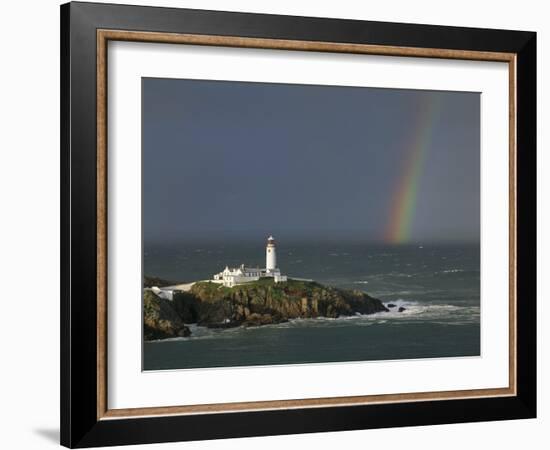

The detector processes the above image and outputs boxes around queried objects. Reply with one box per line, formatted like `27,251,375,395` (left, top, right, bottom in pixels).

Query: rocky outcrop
144,278,389,340
171,278,388,330
143,290,191,340
143,275,178,288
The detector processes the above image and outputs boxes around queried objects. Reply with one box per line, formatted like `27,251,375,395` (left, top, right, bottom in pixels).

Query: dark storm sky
142,78,480,244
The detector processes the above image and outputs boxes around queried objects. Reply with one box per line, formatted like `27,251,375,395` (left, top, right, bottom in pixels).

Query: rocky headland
143,277,388,341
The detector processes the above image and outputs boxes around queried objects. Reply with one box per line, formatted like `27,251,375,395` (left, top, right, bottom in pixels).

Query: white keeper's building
213,236,288,287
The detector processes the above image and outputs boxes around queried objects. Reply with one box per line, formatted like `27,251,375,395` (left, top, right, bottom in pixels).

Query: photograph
141,78,481,370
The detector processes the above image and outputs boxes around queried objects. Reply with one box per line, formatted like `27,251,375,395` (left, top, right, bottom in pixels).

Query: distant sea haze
143,232,480,249
143,239,480,370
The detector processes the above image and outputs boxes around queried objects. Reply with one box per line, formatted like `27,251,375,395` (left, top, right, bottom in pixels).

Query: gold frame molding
96,29,517,421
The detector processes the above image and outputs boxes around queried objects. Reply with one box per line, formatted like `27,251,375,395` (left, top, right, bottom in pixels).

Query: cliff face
175,279,388,328
143,290,191,340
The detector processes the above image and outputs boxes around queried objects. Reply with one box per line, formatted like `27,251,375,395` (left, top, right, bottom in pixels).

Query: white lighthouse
266,235,277,272
212,236,287,287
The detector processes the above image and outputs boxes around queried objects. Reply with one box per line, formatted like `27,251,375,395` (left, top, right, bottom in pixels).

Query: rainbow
385,97,440,244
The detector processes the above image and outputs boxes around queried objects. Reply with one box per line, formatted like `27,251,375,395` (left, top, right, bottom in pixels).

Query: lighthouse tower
266,235,277,272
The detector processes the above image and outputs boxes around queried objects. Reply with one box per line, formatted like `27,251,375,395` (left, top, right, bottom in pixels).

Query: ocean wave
363,272,415,280
381,300,480,322
264,303,479,329
374,289,439,298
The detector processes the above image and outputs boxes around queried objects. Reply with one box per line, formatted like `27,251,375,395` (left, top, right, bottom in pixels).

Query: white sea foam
381,299,480,323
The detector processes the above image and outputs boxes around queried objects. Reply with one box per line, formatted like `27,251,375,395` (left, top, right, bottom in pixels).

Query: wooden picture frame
61,2,536,447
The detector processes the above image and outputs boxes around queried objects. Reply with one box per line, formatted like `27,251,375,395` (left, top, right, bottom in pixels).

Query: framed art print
60,2,536,448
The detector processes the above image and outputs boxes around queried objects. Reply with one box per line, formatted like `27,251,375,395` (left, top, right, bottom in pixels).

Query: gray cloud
142,78,479,244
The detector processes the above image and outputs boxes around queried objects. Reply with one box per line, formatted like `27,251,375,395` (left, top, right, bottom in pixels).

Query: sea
143,240,480,370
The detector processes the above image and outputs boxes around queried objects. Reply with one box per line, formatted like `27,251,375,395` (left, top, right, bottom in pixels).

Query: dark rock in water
206,321,240,329
178,326,191,337
398,307,406,312
387,303,396,308
243,313,274,327
143,290,191,340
